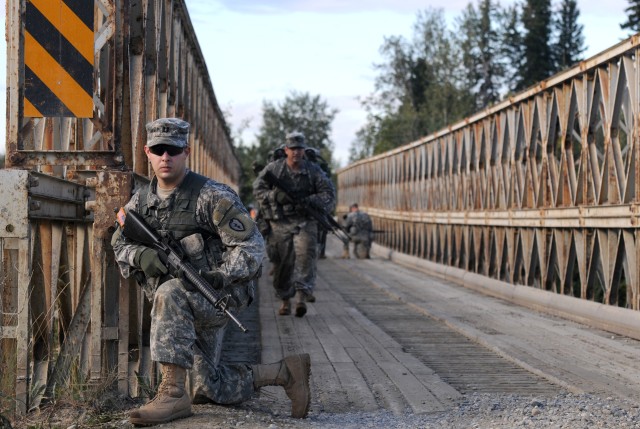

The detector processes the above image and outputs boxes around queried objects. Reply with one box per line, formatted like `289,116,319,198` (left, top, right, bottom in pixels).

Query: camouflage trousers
151,278,254,404
267,218,318,300
350,232,372,259
343,232,371,259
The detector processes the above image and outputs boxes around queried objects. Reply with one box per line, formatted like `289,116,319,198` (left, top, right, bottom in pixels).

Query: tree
553,0,586,70
234,142,262,206
621,0,640,33
501,4,525,94
352,8,473,161
519,0,555,90
457,0,507,110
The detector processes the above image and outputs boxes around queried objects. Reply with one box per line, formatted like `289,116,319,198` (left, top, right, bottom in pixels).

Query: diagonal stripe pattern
24,0,94,117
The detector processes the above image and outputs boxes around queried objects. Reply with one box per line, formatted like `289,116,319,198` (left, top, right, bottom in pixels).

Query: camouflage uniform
345,209,373,259
112,171,264,404
252,158,335,300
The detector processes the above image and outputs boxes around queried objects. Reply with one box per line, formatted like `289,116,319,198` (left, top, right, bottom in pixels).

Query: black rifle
120,209,248,332
263,171,350,245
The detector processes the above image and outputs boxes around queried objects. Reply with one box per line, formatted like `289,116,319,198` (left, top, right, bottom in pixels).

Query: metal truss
338,36,640,313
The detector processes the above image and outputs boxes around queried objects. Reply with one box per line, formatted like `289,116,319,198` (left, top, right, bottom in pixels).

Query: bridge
2,0,640,421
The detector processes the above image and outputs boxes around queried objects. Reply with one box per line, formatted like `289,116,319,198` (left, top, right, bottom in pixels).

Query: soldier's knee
155,278,187,301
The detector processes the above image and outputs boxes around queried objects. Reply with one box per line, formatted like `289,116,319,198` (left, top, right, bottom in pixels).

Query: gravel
11,391,640,428
152,392,640,429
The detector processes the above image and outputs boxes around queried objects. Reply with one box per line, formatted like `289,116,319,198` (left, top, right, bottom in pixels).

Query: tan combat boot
295,291,307,317
278,299,291,315
341,248,350,259
129,363,192,426
252,353,311,418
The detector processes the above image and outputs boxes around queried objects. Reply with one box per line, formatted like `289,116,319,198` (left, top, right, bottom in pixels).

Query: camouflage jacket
345,210,373,236
112,170,264,300
252,158,336,221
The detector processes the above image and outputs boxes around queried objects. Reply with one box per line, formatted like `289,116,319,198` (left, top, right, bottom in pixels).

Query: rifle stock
263,171,350,245
120,209,248,332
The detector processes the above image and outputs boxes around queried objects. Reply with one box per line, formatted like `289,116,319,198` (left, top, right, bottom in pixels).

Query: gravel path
143,391,640,429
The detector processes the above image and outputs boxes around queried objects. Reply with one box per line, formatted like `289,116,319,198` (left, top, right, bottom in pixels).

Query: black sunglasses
148,144,185,156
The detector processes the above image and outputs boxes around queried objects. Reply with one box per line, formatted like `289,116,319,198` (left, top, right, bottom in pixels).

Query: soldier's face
285,146,305,167
145,144,190,187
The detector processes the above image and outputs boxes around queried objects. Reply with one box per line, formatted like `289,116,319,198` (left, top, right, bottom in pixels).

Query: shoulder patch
214,198,255,240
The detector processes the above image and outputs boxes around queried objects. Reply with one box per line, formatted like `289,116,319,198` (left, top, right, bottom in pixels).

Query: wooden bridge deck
211,237,640,423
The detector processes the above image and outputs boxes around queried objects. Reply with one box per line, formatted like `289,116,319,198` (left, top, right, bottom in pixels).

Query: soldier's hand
274,189,293,205
135,248,168,278
201,270,225,289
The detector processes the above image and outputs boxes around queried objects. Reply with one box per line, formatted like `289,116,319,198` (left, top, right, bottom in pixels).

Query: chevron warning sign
24,0,94,117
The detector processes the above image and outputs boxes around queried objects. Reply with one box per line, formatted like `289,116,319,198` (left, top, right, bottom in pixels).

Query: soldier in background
253,131,336,317
342,203,373,259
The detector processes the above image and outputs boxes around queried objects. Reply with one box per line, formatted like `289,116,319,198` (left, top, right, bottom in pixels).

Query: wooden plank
308,316,351,364
345,346,406,415
333,361,379,412
90,233,104,381
293,317,330,365
308,361,351,413
379,361,449,413
15,238,31,414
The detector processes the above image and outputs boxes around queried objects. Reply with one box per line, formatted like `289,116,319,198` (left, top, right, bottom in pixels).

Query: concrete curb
372,243,640,341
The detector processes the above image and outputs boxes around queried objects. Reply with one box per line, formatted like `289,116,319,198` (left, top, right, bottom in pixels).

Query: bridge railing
1,0,239,415
338,34,640,313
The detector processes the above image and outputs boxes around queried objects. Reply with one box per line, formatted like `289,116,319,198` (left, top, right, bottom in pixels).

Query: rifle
263,170,350,245
118,208,248,332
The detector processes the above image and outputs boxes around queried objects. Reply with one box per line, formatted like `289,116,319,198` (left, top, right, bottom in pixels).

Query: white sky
0,0,632,165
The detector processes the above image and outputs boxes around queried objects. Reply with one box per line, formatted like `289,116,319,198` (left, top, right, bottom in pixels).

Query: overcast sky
0,0,632,164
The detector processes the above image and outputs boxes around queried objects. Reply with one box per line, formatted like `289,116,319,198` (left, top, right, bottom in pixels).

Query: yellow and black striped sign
24,0,94,117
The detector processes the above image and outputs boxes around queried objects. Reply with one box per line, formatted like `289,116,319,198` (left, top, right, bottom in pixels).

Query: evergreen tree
457,0,506,110
519,0,555,90
501,4,525,94
554,0,586,71
621,0,640,33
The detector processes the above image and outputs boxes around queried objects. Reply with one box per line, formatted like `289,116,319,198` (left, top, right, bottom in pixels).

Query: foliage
458,0,508,110
501,4,526,94
621,0,640,33
553,0,586,70
519,0,555,90
351,8,474,162
235,142,264,207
